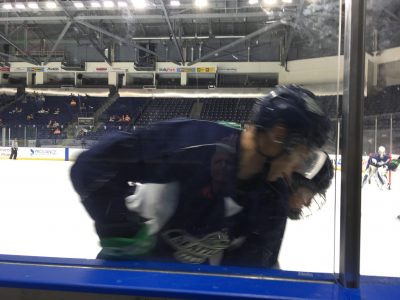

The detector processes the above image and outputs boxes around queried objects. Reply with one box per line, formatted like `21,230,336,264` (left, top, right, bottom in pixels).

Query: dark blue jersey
71,119,241,238
71,118,289,267
366,153,390,168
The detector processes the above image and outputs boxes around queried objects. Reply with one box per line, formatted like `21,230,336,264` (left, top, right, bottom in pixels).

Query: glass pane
0,0,342,279
361,0,400,276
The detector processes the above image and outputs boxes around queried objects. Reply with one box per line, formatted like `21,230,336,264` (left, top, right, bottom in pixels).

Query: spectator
70,98,77,107
124,114,131,123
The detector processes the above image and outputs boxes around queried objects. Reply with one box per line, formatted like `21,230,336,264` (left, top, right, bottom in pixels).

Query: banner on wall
28,67,45,72
196,67,216,73
45,67,62,72
217,67,237,73
0,66,10,72
12,67,64,72
94,66,128,72
10,67,27,72
158,66,216,73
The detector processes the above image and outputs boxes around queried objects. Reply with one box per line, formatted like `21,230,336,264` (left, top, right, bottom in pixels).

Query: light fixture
263,0,277,4
282,0,293,3
103,1,115,8
73,1,84,8
195,0,207,8
2,3,13,9
117,1,127,7
27,2,39,9
15,3,26,9
170,0,180,6
91,1,101,7
46,1,57,9
249,0,258,4
131,0,147,9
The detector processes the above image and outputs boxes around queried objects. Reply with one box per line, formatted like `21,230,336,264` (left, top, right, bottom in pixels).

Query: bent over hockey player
70,85,331,268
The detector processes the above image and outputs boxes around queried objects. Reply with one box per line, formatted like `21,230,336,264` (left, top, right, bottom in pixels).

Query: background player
362,146,390,189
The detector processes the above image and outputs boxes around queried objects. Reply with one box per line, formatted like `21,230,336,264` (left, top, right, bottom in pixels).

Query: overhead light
15,3,26,9
27,2,39,9
103,1,115,8
282,0,293,3
2,3,13,9
263,0,277,4
249,0,258,4
73,2,84,8
170,0,180,6
46,1,57,9
195,0,207,8
91,1,101,7
131,0,147,9
117,1,128,7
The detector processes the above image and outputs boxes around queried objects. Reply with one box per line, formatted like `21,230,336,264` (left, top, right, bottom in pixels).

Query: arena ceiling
0,0,398,66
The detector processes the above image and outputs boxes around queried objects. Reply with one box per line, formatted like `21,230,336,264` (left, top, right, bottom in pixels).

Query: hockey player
362,146,390,188
220,150,334,268
121,150,334,267
70,85,331,266
9,138,18,160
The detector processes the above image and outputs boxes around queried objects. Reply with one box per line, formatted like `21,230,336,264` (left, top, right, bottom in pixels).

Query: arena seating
135,98,195,126
6,89,400,144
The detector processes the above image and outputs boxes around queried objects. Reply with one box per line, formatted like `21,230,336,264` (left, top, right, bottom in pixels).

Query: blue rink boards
0,254,400,299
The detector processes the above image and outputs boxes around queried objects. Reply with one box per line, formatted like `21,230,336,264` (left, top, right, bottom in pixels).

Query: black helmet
249,85,331,152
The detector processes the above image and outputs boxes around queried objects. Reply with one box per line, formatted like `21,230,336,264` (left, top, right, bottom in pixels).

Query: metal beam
339,0,366,289
0,51,26,62
8,23,25,37
0,12,267,24
280,0,305,67
43,21,72,65
76,20,160,59
54,0,112,65
383,8,400,24
188,22,283,66
160,0,184,65
79,24,112,65
0,31,40,65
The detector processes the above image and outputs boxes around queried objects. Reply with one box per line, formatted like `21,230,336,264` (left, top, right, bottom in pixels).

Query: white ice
0,159,399,277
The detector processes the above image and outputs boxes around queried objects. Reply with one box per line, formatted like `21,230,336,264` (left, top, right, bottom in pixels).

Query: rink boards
1,147,397,173
0,147,84,161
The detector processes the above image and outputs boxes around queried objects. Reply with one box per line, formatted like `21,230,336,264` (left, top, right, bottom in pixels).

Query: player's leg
362,168,369,187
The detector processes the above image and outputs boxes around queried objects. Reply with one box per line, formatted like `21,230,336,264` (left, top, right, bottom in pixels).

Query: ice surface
0,159,399,277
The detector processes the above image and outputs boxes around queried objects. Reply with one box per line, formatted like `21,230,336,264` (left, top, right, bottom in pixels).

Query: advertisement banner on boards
0,147,65,160
0,147,11,158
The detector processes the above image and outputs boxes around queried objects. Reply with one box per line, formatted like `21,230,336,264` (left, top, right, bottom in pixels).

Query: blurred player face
289,187,315,210
288,187,316,219
211,149,234,183
267,145,309,181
